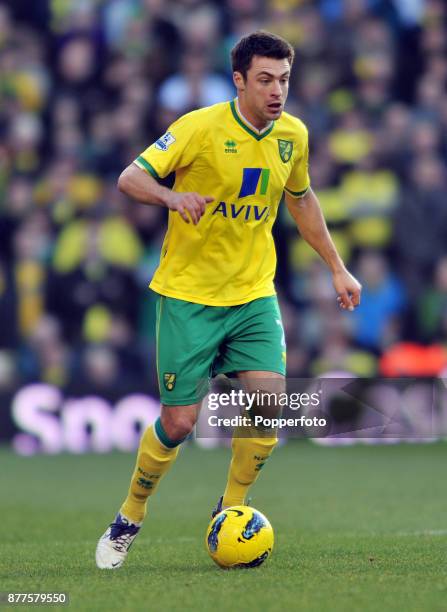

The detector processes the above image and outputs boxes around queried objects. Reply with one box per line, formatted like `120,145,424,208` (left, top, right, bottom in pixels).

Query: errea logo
224,139,238,153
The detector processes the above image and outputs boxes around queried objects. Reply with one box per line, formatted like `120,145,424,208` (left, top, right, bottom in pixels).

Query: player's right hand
165,192,214,225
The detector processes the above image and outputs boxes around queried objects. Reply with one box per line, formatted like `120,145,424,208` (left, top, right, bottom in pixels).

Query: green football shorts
155,294,286,406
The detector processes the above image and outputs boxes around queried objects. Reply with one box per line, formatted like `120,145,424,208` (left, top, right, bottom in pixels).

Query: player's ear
233,71,245,91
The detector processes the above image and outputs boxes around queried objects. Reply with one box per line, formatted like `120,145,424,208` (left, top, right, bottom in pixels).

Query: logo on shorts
155,132,176,151
277,139,293,163
163,373,176,391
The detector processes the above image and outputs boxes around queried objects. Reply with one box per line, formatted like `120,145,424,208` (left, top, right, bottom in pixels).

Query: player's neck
236,98,272,134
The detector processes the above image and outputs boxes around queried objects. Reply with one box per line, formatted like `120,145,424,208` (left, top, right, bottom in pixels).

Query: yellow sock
222,426,277,507
120,418,182,524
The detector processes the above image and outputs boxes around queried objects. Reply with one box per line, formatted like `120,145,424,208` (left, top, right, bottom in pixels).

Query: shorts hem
215,365,286,377
160,395,208,407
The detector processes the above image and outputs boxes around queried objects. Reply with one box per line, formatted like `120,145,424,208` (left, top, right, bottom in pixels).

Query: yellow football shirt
134,99,310,306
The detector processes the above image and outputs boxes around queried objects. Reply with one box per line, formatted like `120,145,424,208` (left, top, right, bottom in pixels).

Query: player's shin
120,417,183,523
222,421,278,508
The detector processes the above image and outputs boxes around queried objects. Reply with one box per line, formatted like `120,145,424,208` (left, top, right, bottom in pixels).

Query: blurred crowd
1,0,447,396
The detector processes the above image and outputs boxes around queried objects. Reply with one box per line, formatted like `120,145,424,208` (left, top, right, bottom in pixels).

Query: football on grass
205,505,274,569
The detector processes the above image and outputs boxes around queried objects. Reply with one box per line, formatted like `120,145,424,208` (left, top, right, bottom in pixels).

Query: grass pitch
1,441,446,612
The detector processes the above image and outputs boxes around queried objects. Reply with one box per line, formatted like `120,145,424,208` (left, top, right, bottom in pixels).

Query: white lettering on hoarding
11,384,159,455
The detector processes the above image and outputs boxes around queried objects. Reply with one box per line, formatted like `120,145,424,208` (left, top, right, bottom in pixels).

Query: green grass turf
1,441,447,612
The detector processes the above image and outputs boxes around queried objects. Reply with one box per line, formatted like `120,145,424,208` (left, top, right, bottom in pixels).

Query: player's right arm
118,164,213,225
118,111,213,225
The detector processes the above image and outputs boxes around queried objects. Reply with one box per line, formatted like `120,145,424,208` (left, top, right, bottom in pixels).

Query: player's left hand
332,268,362,312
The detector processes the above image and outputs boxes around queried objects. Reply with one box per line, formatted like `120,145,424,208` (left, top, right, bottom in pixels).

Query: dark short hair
231,31,294,80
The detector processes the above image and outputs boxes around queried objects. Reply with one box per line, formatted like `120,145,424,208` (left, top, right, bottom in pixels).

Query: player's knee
161,412,197,441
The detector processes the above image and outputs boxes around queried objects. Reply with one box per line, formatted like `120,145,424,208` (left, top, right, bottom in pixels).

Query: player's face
235,56,291,126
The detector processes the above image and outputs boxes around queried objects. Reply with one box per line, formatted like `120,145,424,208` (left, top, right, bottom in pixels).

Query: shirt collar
235,98,273,135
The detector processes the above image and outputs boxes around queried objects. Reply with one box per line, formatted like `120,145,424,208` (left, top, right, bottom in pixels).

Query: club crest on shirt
277,139,293,163
163,373,176,391
155,132,176,151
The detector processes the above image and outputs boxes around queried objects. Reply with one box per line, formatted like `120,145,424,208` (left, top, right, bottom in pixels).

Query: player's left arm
285,188,362,311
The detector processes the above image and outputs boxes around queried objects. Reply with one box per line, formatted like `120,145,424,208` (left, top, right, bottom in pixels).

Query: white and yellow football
205,506,274,569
